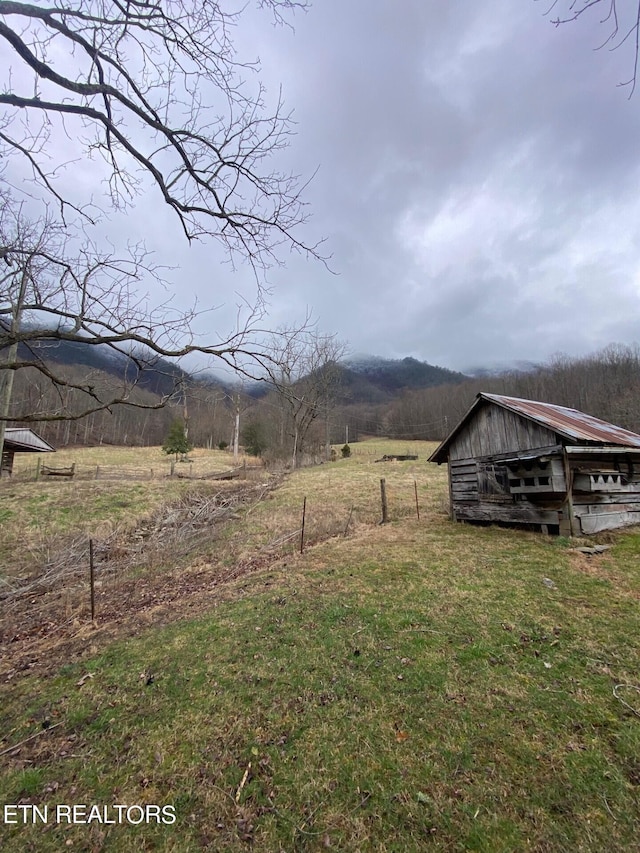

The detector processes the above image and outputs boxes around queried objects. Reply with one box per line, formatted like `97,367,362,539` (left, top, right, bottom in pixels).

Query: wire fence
0,470,438,623
0,452,448,680
5,460,265,483
0,480,285,662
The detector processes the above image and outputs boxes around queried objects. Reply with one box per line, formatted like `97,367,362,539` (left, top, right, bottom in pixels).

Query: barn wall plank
580,511,640,534
454,502,560,524
448,404,556,461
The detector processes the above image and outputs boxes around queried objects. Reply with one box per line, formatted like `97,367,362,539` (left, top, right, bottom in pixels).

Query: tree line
13,342,640,464
384,344,640,441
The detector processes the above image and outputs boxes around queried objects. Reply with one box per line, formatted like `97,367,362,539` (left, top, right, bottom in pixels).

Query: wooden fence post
300,496,307,553
414,479,420,520
344,506,354,537
89,539,95,621
380,478,388,524
35,457,41,481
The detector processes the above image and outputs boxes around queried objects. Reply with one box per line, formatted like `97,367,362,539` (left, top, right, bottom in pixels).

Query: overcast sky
6,1,640,374
226,0,640,373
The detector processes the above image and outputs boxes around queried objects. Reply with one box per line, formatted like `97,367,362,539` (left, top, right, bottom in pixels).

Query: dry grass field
2,439,640,852
1,446,258,577
9,444,249,475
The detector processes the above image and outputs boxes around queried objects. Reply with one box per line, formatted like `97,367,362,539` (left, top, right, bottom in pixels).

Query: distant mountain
14,331,228,399
218,355,469,404
8,328,469,407
340,355,467,401
464,360,540,378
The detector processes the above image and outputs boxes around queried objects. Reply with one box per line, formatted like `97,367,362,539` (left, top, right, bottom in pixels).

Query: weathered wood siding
507,458,566,494
454,500,561,526
1,448,14,477
448,404,557,461
568,456,640,534
444,399,640,533
449,455,562,528
450,451,640,533
449,459,479,506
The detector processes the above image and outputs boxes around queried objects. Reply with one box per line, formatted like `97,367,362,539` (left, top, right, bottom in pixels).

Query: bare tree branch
0,197,317,427
0,3,330,462
537,0,640,95
0,0,323,268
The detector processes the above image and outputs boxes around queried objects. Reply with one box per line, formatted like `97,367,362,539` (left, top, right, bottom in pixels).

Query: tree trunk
0,265,29,475
233,399,240,461
292,425,300,469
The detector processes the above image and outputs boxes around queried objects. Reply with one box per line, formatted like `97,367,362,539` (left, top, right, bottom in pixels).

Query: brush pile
0,479,279,606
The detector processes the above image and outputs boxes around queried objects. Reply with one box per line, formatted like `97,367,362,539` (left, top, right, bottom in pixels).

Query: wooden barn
1,428,55,477
429,393,640,535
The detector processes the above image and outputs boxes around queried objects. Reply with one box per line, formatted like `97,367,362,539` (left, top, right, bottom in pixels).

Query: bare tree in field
262,326,346,468
538,0,640,94
0,196,315,472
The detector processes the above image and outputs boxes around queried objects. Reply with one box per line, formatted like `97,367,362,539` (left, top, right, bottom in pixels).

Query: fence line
5,461,265,483
0,472,440,653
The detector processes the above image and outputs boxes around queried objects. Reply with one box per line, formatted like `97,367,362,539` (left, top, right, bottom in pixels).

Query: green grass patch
2,440,640,850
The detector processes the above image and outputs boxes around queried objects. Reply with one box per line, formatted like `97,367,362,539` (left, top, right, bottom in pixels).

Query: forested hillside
7,343,640,463
339,356,467,400
383,345,640,441
7,344,229,449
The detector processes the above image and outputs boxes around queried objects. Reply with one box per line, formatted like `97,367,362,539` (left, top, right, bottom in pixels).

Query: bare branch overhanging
0,0,323,268
538,0,640,95
0,3,331,433
0,200,318,423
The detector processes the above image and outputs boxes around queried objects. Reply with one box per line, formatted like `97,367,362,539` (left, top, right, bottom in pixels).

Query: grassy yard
0,446,254,576
1,440,640,851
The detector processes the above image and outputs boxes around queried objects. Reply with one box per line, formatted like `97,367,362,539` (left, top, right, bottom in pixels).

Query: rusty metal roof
3,428,55,453
429,393,640,463
482,394,640,446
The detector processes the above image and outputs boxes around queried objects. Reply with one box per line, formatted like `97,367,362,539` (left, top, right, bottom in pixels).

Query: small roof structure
3,428,55,453
429,393,640,464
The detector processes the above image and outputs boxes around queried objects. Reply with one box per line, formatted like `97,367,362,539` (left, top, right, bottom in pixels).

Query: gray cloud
5,1,640,374
258,0,640,370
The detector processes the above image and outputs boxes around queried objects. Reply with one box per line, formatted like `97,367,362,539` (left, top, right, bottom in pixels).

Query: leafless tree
0,2,327,467
537,0,640,95
0,197,313,441
0,0,321,271
261,326,347,468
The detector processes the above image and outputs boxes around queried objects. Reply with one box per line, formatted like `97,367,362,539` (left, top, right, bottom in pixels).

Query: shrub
341,443,351,458
241,421,268,457
162,420,192,461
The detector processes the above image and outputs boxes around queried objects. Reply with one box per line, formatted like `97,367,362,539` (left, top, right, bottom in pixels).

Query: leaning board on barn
429,394,640,535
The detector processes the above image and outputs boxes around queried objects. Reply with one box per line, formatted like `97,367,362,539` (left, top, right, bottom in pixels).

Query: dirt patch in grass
1,549,289,684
